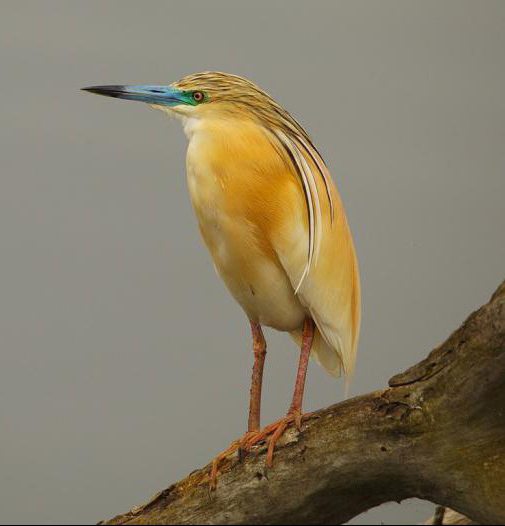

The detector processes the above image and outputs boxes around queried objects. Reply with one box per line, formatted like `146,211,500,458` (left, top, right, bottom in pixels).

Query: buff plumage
83,71,361,484
174,71,360,378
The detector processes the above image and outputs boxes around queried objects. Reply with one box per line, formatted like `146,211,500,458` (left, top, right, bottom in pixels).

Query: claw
209,413,308,489
266,418,291,467
209,432,264,490
209,439,240,490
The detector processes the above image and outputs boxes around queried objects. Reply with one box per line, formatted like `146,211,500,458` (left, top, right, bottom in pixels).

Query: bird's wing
268,132,361,379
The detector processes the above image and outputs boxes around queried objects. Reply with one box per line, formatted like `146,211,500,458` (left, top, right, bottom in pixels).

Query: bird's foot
251,409,305,468
209,431,260,490
209,411,309,489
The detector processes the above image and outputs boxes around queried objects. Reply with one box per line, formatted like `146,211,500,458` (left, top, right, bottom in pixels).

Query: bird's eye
192,91,205,103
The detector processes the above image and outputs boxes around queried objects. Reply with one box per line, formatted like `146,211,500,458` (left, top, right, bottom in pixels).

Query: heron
82,72,360,487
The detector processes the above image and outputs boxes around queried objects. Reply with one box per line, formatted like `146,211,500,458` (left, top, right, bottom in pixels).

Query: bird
82,72,360,487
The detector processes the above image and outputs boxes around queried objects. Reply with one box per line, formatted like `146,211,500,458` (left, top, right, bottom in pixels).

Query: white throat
180,115,201,140
150,103,202,141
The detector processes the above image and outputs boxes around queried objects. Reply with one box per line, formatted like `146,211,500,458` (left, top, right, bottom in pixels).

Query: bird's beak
81,84,185,106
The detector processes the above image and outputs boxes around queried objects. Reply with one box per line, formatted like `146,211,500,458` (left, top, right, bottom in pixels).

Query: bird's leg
242,317,315,467
247,321,267,434
265,317,314,466
209,321,266,489
237,322,268,456
209,319,314,486
286,317,315,429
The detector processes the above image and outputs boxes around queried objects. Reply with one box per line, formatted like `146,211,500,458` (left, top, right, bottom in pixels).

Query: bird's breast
184,120,306,330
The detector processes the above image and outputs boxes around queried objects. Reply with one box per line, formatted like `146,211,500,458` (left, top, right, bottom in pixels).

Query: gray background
1,1,504,524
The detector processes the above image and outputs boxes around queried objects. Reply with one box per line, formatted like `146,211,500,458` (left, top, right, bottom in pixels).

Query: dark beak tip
80,85,126,98
81,86,104,95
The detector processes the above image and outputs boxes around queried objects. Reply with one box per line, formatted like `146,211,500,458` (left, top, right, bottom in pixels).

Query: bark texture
426,507,478,525
101,280,505,525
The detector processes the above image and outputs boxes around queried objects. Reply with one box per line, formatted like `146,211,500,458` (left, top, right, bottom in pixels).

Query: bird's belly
187,188,304,331
204,216,305,331
220,252,305,331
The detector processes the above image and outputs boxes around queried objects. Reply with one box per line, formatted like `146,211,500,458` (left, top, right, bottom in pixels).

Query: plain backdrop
1,1,504,524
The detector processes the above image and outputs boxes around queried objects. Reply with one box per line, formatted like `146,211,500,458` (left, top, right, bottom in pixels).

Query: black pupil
194,92,202,101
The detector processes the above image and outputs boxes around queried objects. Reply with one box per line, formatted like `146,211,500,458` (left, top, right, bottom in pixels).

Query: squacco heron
83,72,360,486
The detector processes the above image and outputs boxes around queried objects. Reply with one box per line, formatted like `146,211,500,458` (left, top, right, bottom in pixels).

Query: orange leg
245,317,315,467
210,321,266,489
209,318,315,488
248,322,266,433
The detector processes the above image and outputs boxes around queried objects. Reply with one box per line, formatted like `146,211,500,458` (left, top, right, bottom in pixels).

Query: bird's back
184,110,360,379
269,139,361,378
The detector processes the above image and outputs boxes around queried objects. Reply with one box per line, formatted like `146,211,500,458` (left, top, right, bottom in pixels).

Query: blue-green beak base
81,84,190,106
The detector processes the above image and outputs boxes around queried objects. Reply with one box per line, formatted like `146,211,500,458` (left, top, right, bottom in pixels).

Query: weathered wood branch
426,507,478,525
102,281,505,525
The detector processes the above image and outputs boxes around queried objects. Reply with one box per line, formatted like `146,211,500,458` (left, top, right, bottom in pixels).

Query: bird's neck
178,113,261,144
179,115,202,140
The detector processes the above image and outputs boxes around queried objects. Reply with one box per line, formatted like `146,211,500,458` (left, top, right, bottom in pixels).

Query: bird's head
82,71,306,136
83,72,267,117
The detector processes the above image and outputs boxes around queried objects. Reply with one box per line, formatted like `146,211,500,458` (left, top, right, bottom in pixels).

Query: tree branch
101,280,505,525
425,507,478,525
